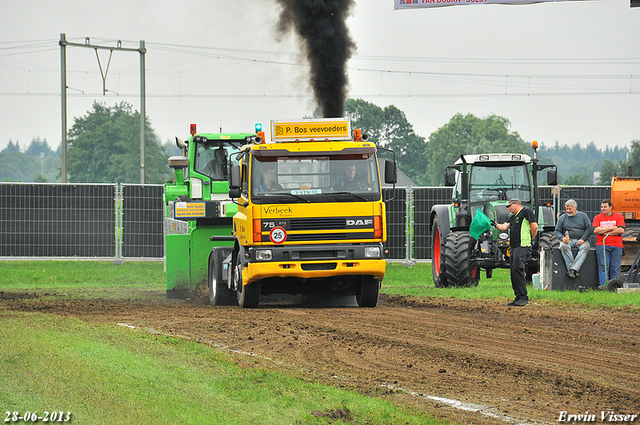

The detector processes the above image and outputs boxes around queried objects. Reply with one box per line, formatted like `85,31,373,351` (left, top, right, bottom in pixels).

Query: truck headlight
255,249,272,261
364,246,381,258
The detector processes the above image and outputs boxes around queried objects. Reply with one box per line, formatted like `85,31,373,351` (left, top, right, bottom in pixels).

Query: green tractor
431,145,558,287
164,124,260,299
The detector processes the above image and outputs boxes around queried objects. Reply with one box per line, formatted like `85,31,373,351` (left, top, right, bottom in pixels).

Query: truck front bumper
242,243,386,286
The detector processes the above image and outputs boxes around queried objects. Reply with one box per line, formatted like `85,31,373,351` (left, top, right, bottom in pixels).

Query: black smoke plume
276,0,356,118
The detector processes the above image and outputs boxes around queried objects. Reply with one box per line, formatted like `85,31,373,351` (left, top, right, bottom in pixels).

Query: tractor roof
454,153,532,165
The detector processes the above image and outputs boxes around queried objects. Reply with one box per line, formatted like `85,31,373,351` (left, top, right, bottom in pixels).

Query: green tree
345,99,428,185
1,140,21,154
423,113,528,185
598,159,628,185
67,101,169,183
562,166,592,185
25,137,53,158
0,150,38,181
627,139,640,176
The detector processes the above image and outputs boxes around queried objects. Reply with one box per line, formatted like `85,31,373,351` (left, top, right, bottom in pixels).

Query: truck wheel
208,248,237,306
234,253,260,308
431,217,448,288
355,277,380,307
443,231,480,287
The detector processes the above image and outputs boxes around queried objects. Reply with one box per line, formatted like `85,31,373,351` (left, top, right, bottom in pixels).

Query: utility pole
59,33,147,183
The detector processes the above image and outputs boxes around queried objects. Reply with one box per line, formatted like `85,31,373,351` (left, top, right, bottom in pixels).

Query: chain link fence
0,183,615,262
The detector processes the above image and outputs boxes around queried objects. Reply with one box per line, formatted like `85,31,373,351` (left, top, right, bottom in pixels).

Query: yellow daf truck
208,118,397,308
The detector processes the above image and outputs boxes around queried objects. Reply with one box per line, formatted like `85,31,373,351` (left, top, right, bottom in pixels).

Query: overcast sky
1,0,639,154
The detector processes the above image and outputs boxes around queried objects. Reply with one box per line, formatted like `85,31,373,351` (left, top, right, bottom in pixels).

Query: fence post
403,187,416,266
113,183,124,264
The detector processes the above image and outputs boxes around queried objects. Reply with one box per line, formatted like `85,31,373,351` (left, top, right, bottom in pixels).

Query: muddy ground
3,291,640,425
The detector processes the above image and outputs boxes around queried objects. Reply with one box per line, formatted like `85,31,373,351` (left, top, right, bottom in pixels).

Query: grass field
1,261,447,425
1,260,638,424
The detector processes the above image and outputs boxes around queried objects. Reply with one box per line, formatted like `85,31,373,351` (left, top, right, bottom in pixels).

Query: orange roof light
190,124,197,136
354,129,362,141
531,140,539,149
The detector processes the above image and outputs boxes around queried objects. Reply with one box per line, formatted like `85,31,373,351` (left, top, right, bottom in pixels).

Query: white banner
395,0,585,8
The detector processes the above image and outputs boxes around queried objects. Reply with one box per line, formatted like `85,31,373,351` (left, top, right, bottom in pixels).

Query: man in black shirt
496,198,538,306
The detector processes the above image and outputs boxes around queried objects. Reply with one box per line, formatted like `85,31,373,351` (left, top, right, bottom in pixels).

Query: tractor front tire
443,231,480,287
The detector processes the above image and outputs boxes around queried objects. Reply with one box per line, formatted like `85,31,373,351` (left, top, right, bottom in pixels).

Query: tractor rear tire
539,231,560,251
443,231,480,287
431,217,448,288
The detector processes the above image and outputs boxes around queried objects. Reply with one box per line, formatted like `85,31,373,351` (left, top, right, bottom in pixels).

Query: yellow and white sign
271,118,351,142
174,201,206,219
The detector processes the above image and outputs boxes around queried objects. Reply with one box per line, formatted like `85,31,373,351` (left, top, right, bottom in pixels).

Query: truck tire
208,248,237,306
431,217,448,288
443,231,480,287
234,252,261,308
355,276,380,307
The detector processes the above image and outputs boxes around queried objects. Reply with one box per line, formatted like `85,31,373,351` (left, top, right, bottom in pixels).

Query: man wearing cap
554,199,591,278
495,198,538,306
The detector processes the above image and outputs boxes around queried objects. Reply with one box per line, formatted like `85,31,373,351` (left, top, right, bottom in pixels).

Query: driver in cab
334,164,370,191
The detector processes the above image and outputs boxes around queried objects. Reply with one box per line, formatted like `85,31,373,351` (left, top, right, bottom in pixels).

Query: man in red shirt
592,199,626,288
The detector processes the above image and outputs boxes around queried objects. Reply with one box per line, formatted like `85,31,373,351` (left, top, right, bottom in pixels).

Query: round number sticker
269,226,287,244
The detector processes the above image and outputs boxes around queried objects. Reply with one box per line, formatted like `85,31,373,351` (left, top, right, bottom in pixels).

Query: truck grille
260,216,374,243
288,217,345,230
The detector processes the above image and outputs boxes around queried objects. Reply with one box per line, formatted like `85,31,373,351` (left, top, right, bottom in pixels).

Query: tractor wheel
235,252,261,308
208,248,237,306
443,231,480,287
355,276,380,307
539,231,560,251
431,217,448,288
606,278,624,292
527,231,560,282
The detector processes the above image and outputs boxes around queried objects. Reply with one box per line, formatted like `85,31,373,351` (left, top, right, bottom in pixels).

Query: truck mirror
547,169,558,186
228,188,241,199
444,169,456,187
385,160,397,184
229,164,241,189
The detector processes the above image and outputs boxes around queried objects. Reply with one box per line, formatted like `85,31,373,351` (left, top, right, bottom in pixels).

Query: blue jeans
595,245,623,286
559,239,590,272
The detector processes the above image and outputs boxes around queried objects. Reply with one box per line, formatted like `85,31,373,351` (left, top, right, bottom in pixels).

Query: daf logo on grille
347,219,373,227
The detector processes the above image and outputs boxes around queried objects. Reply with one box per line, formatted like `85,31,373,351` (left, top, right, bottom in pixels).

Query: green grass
1,260,638,424
0,311,442,425
383,262,640,308
0,261,448,425
0,261,166,301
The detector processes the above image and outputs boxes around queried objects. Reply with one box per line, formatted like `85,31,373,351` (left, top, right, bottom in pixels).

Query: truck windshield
194,141,243,181
250,153,381,203
468,164,531,204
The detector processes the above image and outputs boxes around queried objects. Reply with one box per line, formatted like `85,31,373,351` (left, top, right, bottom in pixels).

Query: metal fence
0,183,164,261
0,183,616,261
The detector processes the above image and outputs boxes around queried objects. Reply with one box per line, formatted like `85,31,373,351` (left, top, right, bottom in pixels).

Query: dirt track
4,292,640,424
